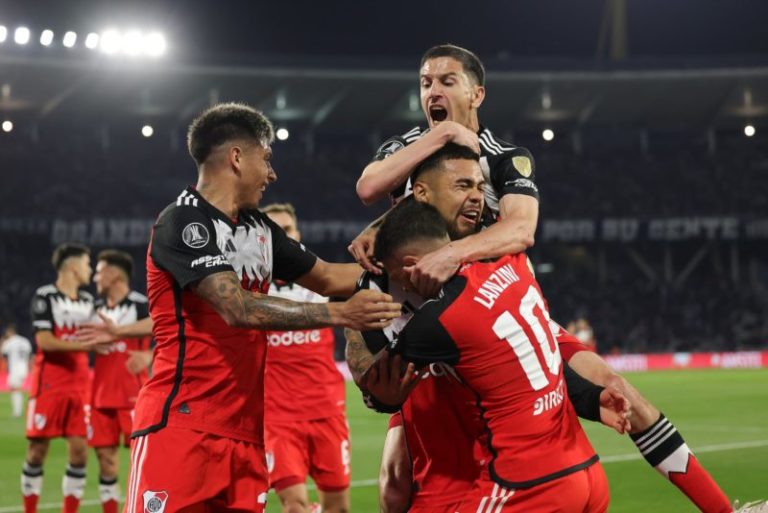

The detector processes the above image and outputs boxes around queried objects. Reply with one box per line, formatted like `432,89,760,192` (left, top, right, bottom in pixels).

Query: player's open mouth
460,210,479,223
429,105,448,122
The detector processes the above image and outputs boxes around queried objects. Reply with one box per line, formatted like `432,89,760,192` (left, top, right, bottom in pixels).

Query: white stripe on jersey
176,190,199,207
480,130,516,154
127,435,147,513
401,126,422,140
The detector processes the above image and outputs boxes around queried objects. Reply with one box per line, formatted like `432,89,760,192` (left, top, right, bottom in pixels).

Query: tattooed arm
193,271,401,331
344,328,378,383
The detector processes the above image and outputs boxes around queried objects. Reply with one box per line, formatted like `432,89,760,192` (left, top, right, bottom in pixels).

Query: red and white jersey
392,253,598,488
134,187,317,443
264,282,344,422
29,284,95,398
395,366,485,508
91,291,151,409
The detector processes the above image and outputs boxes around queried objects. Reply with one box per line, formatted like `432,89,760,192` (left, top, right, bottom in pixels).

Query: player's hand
336,290,401,331
405,244,462,298
75,312,118,350
599,387,632,435
441,121,480,154
362,353,421,408
348,226,383,274
126,350,153,374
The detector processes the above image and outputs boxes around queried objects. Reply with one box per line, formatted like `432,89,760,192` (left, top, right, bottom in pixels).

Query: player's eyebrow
420,71,460,81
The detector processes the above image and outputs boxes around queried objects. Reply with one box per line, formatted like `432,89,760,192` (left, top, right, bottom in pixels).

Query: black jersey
372,125,539,224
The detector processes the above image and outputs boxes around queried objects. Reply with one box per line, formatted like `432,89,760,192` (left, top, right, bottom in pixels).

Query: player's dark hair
421,44,486,86
261,202,297,223
97,249,134,279
51,243,90,271
411,142,480,183
187,102,275,165
374,198,449,263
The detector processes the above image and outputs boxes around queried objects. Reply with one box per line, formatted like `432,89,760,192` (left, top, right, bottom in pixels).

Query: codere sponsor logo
267,329,322,347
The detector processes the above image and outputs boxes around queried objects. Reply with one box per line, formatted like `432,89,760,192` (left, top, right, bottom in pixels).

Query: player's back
397,254,597,488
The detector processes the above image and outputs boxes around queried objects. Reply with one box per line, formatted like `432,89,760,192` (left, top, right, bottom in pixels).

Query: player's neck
196,177,240,219
105,283,130,307
55,273,81,299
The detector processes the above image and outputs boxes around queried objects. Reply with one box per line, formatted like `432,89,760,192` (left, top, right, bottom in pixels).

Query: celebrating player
262,203,352,513
350,44,732,513
23,243,95,513
89,250,152,513
123,103,400,513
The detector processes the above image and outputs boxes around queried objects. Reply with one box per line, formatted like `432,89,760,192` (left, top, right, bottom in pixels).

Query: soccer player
24,243,95,513
1,322,32,418
89,250,152,513
369,198,627,512
262,203,351,513
351,44,732,513
123,102,400,513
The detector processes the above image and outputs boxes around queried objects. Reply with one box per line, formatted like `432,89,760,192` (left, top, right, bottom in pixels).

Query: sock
12,391,23,417
631,414,731,513
99,476,119,513
62,464,86,513
21,462,43,513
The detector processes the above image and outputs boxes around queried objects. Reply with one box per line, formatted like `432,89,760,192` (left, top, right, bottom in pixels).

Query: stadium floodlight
276,128,290,141
62,31,77,48
744,124,756,137
122,30,143,56
14,26,30,45
0,26,7,43
40,29,54,46
542,128,555,141
143,32,166,57
141,125,154,138
100,29,121,54
85,32,100,49
2,120,13,133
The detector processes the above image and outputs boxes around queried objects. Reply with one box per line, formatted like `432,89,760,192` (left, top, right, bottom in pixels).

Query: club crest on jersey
33,298,48,314
182,223,210,249
142,491,169,513
379,140,404,157
511,156,532,177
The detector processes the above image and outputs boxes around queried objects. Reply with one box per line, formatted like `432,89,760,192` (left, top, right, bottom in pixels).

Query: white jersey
2,334,32,379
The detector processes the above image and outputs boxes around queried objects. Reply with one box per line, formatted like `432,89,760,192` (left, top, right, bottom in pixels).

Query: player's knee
281,500,309,513
320,492,350,513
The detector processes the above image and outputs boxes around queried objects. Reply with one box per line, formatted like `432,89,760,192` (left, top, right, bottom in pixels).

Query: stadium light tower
0,25,7,43
542,129,555,141
2,120,13,133
14,26,30,45
143,32,166,57
142,125,154,138
40,29,54,46
276,128,290,141
62,31,77,48
85,32,100,49
744,124,756,137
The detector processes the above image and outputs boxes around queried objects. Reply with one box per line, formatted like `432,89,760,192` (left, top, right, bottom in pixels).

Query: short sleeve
150,206,234,289
30,293,54,333
264,214,318,283
491,147,539,201
372,136,408,162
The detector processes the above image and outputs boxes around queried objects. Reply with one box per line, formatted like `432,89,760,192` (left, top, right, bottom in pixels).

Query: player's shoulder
34,284,58,297
78,290,94,302
356,270,390,293
479,128,533,158
414,276,468,323
127,291,148,304
156,189,212,225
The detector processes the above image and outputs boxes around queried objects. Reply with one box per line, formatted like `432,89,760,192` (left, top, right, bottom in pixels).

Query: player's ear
471,85,485,109
412,181,429,202
229,145,243,174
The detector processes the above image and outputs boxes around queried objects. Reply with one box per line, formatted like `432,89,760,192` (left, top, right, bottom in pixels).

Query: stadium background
0,0,766,511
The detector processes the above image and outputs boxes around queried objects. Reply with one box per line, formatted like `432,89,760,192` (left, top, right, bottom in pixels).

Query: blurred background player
262,203,351,513
568,318,598,353
1,322,32,418
23,243,95,513
88,250,151,513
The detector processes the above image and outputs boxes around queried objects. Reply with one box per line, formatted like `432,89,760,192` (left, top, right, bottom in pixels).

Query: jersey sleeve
563,363,604,422
371,135,408,162
490,147,540,201
263,214,318,283
356,271,394,353
30,292,54,333
150,206,234,289
391,300,459,368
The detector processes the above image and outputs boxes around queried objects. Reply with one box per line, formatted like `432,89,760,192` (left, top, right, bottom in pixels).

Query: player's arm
193,270,399,331
357,122,480,205
35,330,88,352
347,213,387,274
76,315,154,348
564,363,631,434
294,259,363,298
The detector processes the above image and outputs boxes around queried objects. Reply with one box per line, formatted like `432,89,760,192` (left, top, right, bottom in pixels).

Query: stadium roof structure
2,54,767,137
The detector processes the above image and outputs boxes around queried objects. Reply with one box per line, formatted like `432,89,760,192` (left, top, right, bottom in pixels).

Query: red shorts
124,426,268,513
26,394,87,439
456,463,609,513
87,407,133,448
265,414,350,492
